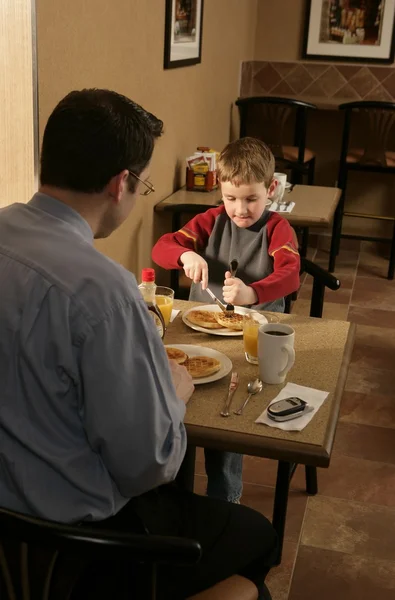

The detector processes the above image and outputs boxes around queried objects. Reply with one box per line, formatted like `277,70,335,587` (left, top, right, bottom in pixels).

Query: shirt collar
28,192,94,243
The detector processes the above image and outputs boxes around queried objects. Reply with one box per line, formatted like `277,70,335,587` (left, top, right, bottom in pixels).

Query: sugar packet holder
186,147,219,192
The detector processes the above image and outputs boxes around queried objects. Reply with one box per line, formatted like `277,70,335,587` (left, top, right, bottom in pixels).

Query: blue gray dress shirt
0,193,186,523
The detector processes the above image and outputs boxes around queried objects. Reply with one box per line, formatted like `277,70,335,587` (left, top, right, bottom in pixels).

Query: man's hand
168,360,195,404
180,251,209,290
222,271,258,306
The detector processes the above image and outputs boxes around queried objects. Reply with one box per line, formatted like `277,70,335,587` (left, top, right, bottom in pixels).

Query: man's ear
107,170,129,202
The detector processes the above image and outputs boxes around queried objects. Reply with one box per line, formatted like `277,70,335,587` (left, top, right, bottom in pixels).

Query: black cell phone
267,397,308,422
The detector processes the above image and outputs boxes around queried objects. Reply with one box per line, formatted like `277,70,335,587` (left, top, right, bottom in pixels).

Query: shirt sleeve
79,295,187,498
152,206,223,269
250,216,300,304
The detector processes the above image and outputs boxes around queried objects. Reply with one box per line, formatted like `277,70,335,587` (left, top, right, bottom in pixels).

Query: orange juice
243,315,260,364
156,295,173,327
243,325,259,358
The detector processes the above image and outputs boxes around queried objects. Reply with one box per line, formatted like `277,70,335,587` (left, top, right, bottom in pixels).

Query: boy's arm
250,216,300,304
152,206,224,269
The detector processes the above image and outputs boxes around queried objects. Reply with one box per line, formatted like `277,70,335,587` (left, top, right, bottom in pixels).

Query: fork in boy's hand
225,259,239,311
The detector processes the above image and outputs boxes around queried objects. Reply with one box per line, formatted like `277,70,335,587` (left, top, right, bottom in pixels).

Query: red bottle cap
141,268,155,282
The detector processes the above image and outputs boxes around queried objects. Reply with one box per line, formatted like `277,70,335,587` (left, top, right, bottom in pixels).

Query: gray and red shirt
152,205,300,312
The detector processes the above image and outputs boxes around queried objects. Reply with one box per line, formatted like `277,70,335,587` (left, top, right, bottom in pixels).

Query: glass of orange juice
243,313,262,364
155,287,174,328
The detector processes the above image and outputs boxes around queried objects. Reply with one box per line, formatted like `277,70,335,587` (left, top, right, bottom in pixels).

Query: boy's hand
222,271,258,306
180,251,209,289
168,359,195,405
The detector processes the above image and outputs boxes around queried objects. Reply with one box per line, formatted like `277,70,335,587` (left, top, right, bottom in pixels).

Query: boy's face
221,179,277,228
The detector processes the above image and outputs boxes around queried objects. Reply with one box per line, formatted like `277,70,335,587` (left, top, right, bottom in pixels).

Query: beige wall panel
36,0,257,277
0,0,36,207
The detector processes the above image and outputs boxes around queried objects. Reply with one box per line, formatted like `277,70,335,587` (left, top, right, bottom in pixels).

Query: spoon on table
234,378,263,415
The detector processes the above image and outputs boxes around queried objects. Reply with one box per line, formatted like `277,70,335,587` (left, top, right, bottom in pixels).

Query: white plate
165,344,232,385
182,304,268,336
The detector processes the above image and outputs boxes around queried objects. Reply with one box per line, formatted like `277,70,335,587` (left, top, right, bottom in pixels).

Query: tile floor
193,241,395,600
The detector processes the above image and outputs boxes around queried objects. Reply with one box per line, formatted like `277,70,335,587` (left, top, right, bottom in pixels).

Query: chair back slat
360,109,395,166
339,101,395,168
236,96,316,167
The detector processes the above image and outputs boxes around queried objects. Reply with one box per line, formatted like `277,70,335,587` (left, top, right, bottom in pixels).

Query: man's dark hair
40,89,163,193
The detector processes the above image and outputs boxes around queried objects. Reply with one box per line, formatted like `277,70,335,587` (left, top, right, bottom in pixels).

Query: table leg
272,461,293,565
305,465,318,495
300,227,309,258
172,211,181,233
176,446,196,492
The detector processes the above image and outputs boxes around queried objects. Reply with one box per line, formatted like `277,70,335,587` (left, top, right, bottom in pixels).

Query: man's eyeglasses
128,170,155,196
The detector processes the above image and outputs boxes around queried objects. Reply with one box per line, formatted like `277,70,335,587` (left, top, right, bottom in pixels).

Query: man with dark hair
0,88,277,599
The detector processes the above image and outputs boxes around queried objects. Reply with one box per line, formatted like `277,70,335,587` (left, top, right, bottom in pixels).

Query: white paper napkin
255,382,329,431
170,309,181,323
269,201,295,214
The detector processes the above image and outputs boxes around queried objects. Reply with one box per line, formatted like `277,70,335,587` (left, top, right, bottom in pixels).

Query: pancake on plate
214,311,244,331
186,309,224,330
184,356,221,378
165,347,188,365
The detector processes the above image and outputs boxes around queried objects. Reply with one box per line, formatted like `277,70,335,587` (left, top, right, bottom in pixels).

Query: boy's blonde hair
217,137,275,188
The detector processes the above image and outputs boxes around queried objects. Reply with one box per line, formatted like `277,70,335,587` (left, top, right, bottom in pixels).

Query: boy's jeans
204,449,243,502
204,304,285,503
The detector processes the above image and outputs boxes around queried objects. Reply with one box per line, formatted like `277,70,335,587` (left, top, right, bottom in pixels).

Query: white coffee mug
272,172,287,202
258,323,295,384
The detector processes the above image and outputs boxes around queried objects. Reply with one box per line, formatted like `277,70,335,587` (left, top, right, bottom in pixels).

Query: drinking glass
243,313,261,364
155,287,174,328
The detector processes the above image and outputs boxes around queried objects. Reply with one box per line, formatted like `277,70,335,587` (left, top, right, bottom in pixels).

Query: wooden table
167,300,355,562
155,185,341,230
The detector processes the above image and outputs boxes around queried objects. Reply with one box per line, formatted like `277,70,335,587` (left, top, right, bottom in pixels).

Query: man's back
0,193,186,523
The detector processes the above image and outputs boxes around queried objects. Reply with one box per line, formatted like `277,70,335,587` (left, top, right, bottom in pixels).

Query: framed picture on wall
303,0,395,64
164,0,204,69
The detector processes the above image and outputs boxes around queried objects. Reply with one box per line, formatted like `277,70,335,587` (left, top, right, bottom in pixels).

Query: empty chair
235,96,317,185
329,101,395,279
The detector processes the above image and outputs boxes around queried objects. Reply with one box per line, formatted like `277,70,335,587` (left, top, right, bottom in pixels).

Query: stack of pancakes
186,309,244,331
165,346,221,378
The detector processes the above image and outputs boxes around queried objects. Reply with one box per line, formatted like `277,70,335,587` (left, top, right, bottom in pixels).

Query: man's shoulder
62,246,140,321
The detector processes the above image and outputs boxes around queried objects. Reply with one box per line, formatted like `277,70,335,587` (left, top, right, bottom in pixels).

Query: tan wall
0,0,36,207
36,0,257,278
254,0,306,62
253,0,395,240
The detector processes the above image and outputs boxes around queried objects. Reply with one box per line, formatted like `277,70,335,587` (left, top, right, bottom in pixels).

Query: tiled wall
240,61,395,104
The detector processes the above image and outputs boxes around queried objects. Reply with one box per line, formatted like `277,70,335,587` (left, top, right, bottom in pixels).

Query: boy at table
152,137,300,503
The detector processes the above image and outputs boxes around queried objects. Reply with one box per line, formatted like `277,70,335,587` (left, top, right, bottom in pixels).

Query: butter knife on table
220,371,239,417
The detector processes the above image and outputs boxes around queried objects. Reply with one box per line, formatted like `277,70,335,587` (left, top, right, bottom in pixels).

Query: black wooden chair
329,100,395,279
235,96,317,257
0,507,258,600
235,96,317,186
285,255,341,318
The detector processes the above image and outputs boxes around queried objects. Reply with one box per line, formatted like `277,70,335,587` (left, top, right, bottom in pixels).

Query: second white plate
165,344,232,385
182,304,268,336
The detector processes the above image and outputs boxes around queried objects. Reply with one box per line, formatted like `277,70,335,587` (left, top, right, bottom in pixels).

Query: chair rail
0,508,201,566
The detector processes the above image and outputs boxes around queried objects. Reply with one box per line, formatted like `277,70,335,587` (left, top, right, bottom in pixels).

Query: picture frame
164,0,204,69
303,0,395,64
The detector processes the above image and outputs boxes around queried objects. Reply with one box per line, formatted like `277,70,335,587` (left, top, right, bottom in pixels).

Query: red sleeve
152,206,225,270
250,214,300,304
